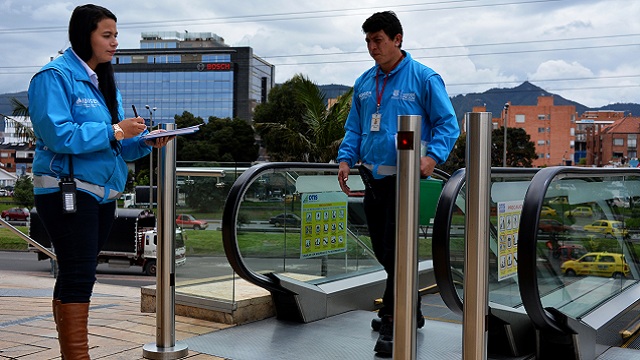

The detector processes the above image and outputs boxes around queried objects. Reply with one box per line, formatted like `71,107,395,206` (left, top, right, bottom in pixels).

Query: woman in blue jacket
28,5,171,359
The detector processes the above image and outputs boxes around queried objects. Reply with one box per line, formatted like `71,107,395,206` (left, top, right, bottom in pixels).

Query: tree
493,127,537,167
0,97,36,144
173,112,258,163
440,135,466,176
438,127,536,175
13,175,34,208
254,74,353,162
253,77,308,161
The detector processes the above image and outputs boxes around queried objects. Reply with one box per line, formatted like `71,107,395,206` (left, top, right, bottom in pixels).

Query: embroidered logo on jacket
75,98,100,108
391,90,416,102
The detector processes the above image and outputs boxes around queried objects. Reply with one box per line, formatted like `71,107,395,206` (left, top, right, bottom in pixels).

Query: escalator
433,166,640,359
220,162,448,323
518,167,640,359
188,162,640,359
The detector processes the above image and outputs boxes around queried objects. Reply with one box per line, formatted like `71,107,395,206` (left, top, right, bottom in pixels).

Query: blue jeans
35,191,116,303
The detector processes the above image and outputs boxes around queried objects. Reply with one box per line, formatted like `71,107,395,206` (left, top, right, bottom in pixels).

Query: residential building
0,116,34,181
495,96,578,167
112,31,275,124
585,115,640,167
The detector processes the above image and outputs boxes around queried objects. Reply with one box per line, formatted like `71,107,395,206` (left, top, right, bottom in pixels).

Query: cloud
0,0,638,108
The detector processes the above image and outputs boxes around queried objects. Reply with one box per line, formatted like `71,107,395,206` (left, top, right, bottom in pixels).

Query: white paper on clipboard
142,124,202,140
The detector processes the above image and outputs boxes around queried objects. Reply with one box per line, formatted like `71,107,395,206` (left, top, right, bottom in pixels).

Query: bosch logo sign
196,62,232,71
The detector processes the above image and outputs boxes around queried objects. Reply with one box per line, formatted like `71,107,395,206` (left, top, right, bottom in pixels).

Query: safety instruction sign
497,200,522,281
300,192,348,259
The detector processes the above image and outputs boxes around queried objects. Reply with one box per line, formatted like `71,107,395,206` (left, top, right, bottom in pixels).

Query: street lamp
145,105,157,210
502,103,509,167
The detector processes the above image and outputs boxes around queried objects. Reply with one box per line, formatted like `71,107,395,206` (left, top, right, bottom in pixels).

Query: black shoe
371,314,425,331
374,315,393,355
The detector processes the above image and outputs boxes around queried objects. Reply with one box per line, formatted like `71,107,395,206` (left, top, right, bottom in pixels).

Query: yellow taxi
561,252,630,278
540,206,557,217
564,206,594,218
583,220,628,237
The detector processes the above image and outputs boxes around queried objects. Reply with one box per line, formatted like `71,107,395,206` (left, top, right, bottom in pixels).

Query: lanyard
375,55,404,113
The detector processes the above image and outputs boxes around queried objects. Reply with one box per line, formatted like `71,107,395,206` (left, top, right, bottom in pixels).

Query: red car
538,218,572,233
1,207,29,221
176,214,208,230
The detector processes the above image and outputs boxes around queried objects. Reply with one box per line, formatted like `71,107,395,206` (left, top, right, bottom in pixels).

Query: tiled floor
0,270,230,359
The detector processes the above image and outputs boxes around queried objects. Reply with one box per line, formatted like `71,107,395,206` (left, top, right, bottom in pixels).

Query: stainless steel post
143,123,188,359
463,112,492,360
394,115,421,360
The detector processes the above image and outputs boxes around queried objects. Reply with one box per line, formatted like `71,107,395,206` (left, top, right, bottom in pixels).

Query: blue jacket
28,48,151,203
337,51,460,179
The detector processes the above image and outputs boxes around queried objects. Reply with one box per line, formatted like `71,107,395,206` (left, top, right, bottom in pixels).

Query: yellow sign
497,200,522,281
300,192,348,259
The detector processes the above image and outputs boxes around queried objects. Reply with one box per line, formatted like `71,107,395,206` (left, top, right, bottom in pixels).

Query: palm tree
0,97,35,144
256,74,353,163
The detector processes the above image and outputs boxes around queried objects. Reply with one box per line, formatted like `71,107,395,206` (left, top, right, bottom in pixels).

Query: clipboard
142,124,202,140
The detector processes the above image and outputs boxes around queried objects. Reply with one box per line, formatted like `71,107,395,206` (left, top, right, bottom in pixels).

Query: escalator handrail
433,168,466,315
222,162,339,294
518,166,640,333
433,167,540,316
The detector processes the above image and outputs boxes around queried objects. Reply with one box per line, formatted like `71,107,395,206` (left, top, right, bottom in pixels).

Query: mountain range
2,81,639,121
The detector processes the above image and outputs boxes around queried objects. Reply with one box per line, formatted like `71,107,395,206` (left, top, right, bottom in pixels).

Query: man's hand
338,161,351,195
420,156,436,178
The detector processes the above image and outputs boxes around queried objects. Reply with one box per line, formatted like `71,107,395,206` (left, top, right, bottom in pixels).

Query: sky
0,0,639,108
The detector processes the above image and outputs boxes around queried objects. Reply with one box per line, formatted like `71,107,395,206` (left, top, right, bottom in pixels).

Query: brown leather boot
52,300,65,359
55,302,90,360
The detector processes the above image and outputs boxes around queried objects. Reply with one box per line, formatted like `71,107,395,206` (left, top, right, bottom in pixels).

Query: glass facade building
112,32,274,124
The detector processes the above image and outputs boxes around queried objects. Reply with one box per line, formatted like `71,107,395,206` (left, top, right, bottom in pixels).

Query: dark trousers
35,191,116,304
363,174,421,318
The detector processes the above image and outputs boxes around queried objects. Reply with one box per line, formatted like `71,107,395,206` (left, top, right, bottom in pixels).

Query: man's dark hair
362,11,403,47
68,4,120,127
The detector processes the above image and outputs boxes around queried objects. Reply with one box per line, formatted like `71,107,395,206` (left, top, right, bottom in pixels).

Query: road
0,250,156,288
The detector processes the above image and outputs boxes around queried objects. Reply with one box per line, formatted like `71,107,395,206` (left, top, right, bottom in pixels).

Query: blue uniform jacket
28,48,151,203
337,51,460,179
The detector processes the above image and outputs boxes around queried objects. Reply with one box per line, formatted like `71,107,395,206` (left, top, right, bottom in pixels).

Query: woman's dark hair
362,11,403,47
69,4,119,126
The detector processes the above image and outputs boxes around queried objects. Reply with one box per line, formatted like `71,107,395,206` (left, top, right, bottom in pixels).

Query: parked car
551,244,587,261
538,218,572,233
176,214,208,230
564,206,594,218
548,196,569,204
1,207,29,221
561,252,630,278
269,213,301,227
540,206,557,217
583,220,628,237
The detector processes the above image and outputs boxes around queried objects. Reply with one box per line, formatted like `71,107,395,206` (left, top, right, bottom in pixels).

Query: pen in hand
132,105,139,118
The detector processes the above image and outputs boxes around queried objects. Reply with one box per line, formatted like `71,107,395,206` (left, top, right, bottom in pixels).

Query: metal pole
147,107,154,210
394,115,421,360
463,112,492,360
143,123,188,359
502,103,509,167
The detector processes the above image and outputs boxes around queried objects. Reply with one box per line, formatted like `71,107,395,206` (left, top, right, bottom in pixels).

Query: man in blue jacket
337,11,460,355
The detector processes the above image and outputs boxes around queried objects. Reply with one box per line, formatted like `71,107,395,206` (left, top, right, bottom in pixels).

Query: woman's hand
119,117,147,139
144,129,175,148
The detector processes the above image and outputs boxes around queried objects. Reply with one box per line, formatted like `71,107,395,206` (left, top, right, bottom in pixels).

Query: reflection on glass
536,175,640,319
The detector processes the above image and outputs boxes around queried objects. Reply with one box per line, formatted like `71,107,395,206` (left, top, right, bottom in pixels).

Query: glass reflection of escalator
433,167,541,358
519,167,640,359
434,166,640,359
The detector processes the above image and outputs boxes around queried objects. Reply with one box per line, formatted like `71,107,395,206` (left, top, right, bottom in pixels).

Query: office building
112,31,274,124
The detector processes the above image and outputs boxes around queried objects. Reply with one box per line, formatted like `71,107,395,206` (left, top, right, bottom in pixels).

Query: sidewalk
0,270,230,359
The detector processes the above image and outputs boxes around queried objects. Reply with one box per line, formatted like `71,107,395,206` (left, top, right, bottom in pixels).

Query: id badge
371,113,381,132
